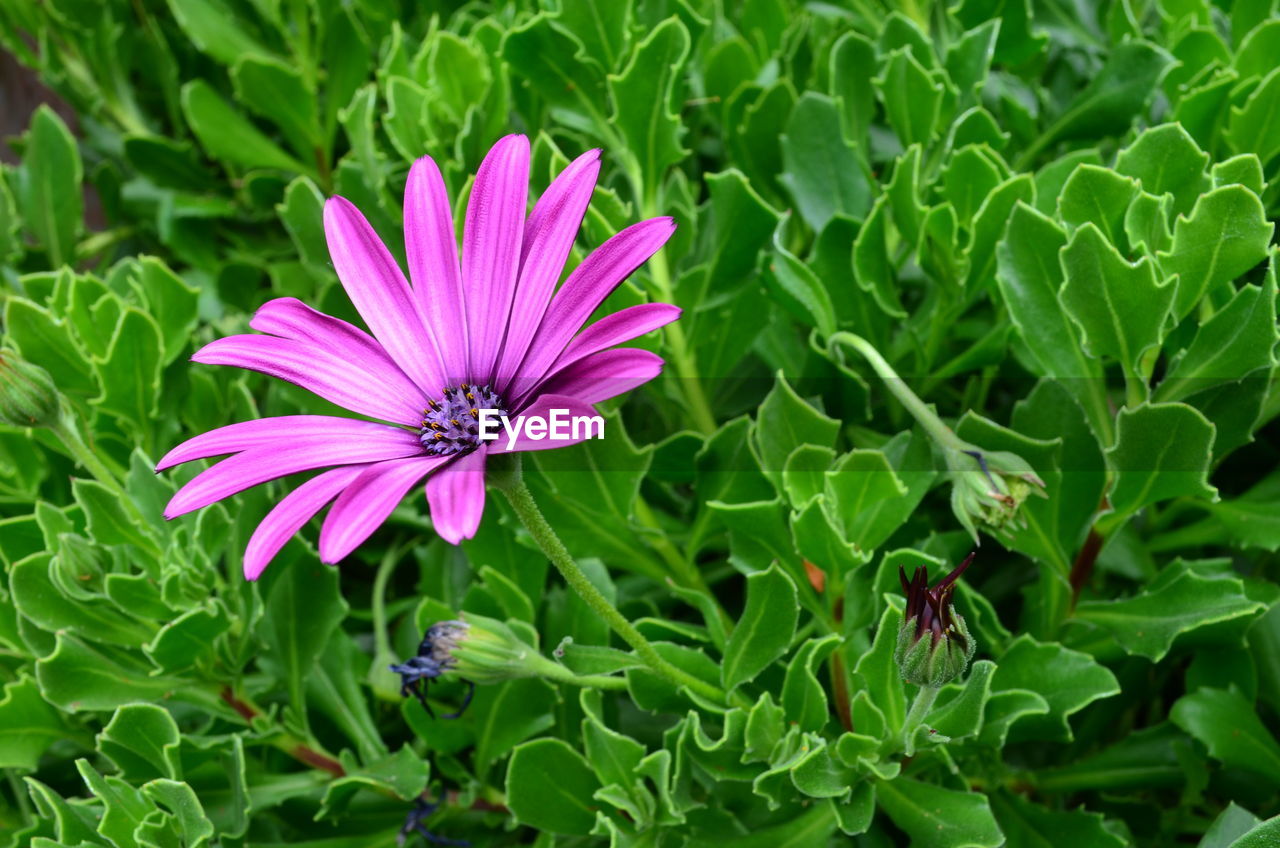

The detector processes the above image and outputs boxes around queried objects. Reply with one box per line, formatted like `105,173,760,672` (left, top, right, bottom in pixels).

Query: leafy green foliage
1,0,1278,845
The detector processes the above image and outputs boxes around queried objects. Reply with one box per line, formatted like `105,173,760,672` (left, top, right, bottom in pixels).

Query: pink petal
521,348,664,407
425,449,487,544
324,195,448,396
157,415,415,471
509,217,675,399
164,434,424,519
192,335,425,426
405,157,469,385
251,297,407,372
493,149,601,392
489,394,604,453
463,134,530,382
318,454,451,562
243,465,367,580
551,302,680,374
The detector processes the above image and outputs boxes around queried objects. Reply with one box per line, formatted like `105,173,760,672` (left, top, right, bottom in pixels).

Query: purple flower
159,135,679,579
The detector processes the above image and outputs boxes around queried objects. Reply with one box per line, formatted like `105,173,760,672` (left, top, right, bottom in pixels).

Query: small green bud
439,612,546,685
0,349,61,429
893,553,978,688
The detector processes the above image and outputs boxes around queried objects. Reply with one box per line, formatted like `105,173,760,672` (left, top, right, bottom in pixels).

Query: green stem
50,407,157,549
829,332,964,450
369,540,409,701
901,684,942,756
629,165,717,435
496,466,731,706
529,653,630,691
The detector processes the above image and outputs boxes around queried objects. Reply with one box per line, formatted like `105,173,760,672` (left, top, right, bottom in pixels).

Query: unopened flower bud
894,553,977,688
435,612,548,686
0,349,61,429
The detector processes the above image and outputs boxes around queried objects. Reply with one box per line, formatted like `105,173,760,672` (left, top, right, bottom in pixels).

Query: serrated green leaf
876,48,943,148
1077,562,1264,661
97,704,181,781
1226,67,1280,166
1060,222,1174,376
609,17,689,195
722,564,798,690
1107,402,1217,517
1115,123,1210,216
991,634,1120,742
0,674,66,770
1057,164,1139,249
1158,185,1273,321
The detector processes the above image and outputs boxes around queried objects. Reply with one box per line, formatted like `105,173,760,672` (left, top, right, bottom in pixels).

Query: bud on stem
0,349,61,429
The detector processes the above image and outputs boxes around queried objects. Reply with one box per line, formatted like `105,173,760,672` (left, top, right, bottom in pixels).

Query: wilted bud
894,553,977,688
0,349,61,428
946,446,1046,541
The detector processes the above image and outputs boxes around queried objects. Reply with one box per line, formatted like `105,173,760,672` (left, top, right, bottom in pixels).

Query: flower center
419,384,507,456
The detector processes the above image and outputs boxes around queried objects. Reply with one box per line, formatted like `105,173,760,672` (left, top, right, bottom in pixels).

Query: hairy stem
901,684,942,756
496,467,730,706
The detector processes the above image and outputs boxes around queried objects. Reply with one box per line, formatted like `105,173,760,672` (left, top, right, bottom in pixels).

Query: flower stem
369,540,410,701
496,469,729,705
901,684,942,756
49,407,157,548
829,332,963,451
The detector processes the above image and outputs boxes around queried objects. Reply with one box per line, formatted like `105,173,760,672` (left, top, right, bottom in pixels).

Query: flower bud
430,612,548,686
893,553,978,688
945,446,1046,541
0,349,61,429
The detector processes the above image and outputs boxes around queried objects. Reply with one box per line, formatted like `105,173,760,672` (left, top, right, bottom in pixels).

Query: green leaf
1020,40,1171,166
1170,687,1280,788
1057,164,1139,249
1226,67,1280,166
501,14,608,136
1157,185,1273,321
231,56,319,162
1059,222,1174,375
1211,154,1265,194
319,745,429,817
875,48,944,148
1076,562,1264,661
36,633,184,712
608,17,689,193
181,80,308,173
144,602,230,673
782,633,841,732
852,196,907,318
471,677,557,775
11,551,154,647
853,603,908,736
91,307,164,430
1199,803,1261,848
991,791,1124,848
991,634,1120,742
1159,267,1277,402
16,106,82,267
753,372,839,486
829,31,877,148
165,0,274,65
722,564,799,690
967,173,1034,287
0,674,65,769
1107,402,1217,517
927,660,996,740
876,777,1003,848
257,557,347,731
1114,123,1211,216
0,169,19,263
942,145,1003,224
97,703,182,781
768,220,837,337
558,0,630,71
1231,816,1280,847
506,738,602,835
1124,191,1173,255
133,258,199,365
781,92,871,231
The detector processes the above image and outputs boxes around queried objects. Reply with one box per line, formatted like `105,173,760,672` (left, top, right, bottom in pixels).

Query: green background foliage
1,0,1279,845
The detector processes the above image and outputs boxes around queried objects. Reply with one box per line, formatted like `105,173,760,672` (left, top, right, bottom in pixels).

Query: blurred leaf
506,738,601,835
16,106,82,268
181,80,308,174
1170,687,1280,789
